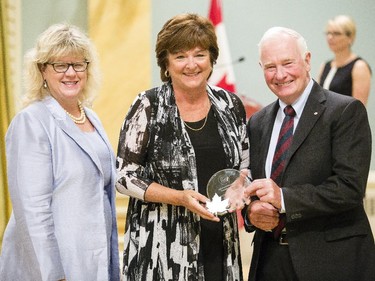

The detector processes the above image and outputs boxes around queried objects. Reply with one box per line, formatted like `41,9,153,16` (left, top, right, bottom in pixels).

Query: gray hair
258,26,309,60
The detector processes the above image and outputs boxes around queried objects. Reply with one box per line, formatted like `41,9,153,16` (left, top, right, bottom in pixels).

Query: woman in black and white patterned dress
116,13,249,281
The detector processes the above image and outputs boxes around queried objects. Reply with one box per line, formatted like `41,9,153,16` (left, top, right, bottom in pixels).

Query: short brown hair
155,13,219,82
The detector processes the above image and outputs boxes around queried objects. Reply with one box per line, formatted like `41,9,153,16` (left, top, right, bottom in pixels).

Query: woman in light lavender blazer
0,23,120,281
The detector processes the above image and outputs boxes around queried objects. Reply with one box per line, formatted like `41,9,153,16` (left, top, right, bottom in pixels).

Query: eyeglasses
46,61,89,73
325,31,345,37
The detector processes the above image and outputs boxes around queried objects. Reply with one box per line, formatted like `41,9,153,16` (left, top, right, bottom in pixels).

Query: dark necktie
271,105,296,238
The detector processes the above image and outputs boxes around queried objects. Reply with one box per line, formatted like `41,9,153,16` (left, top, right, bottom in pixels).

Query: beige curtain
88,0,151,253
88,0,151,150
0,0,15,245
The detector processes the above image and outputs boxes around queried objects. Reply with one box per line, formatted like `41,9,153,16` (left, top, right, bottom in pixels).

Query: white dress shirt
265,79,314,212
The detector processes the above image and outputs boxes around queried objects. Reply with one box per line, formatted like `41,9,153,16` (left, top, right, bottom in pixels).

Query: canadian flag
208,0,261,228
208,0,261,120
208,0,236,93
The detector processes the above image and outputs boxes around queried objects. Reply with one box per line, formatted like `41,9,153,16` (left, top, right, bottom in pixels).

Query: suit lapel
257,102,279,178
42,97,103,173
85,108,116,170
85,108,117,183
289,82,326,160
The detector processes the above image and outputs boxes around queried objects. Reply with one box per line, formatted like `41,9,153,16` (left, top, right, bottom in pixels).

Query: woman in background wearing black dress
317,15,371,105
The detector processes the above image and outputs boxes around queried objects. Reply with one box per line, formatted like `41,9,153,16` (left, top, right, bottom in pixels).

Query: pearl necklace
65,102,86,124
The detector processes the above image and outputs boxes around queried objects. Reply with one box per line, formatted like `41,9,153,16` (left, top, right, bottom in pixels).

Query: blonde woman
0,23,120,281
317,15,371,105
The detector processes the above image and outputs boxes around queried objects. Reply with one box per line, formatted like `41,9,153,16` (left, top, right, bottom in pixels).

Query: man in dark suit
244,26,374,281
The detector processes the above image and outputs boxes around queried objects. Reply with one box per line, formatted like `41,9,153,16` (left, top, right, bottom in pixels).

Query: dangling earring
43,79,48,89
164,70,170,78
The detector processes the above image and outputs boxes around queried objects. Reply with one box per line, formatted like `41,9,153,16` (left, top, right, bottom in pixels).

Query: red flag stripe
209,0,222,26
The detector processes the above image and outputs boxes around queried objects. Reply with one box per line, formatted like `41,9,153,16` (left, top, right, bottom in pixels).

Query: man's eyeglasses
46,61,89,73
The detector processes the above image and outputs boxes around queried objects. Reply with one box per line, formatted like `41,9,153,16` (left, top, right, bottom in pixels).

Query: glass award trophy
206,169,251,216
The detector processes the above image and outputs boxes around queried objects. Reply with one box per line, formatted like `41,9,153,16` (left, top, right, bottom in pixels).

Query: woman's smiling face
42,55,88,104
167,47,212,93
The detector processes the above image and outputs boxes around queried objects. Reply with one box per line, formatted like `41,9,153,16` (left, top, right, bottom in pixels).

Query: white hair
258,26,309,60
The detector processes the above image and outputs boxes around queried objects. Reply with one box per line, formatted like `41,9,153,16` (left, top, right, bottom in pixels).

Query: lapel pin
314,112,318,115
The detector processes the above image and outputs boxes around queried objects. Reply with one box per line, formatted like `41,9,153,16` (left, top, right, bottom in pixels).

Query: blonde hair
23,23,101,107
326,15,356,41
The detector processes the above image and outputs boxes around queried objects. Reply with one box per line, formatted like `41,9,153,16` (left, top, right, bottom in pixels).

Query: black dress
319,57,371,97
185,107,227,281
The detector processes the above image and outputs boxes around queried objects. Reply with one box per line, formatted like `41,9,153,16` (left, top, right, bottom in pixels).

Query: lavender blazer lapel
42,97,103,173
85,108,117,179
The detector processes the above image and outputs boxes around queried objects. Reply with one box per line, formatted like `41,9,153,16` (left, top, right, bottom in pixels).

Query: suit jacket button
291,213,302,220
